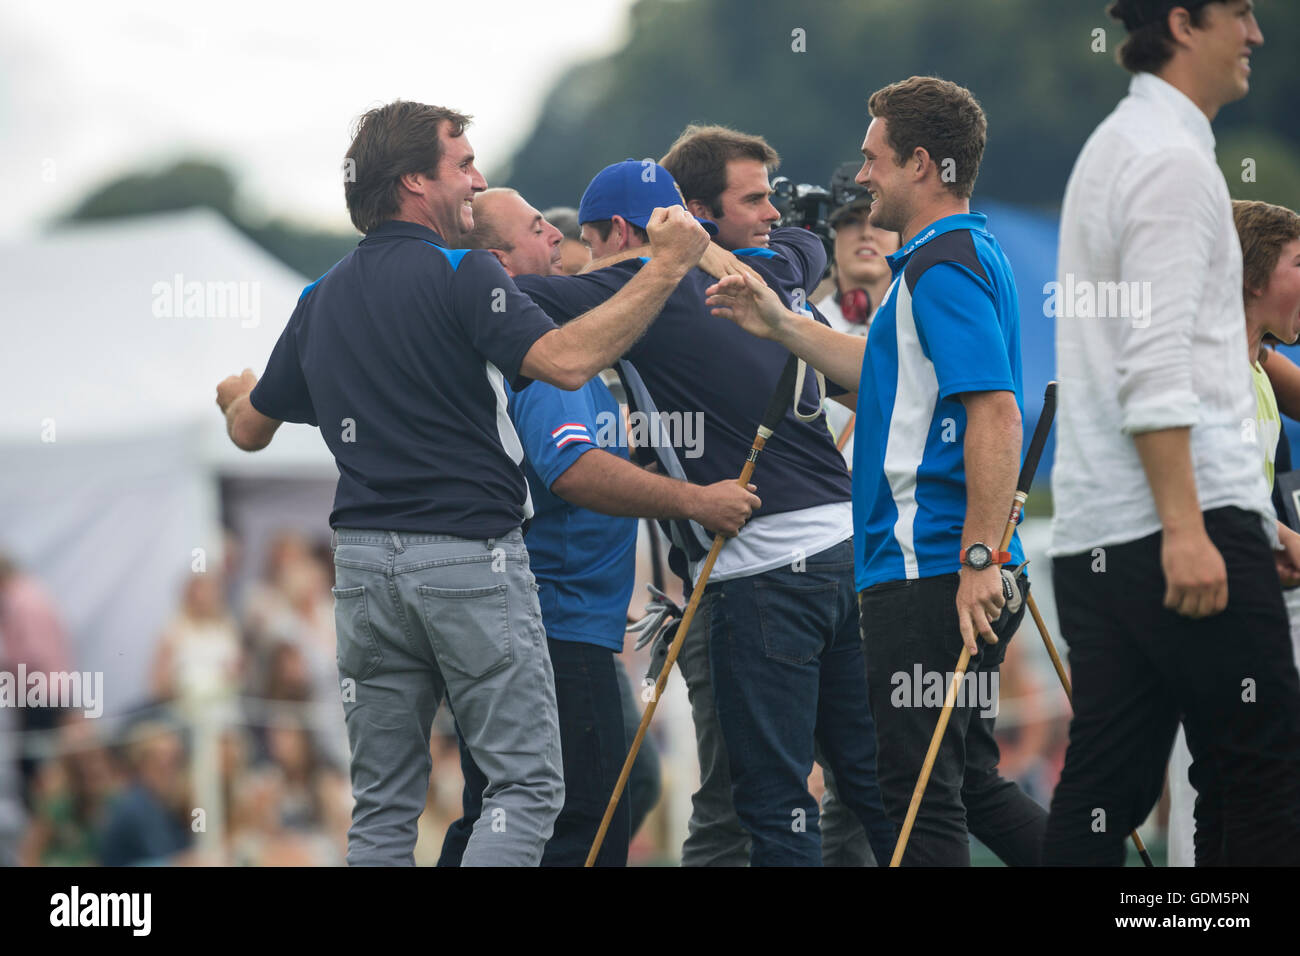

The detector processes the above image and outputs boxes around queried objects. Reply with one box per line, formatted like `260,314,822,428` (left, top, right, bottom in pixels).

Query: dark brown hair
659,125,780,219
867,76,987,201
1233,199,1300,297
1107,1,1215,74
343,101,472,234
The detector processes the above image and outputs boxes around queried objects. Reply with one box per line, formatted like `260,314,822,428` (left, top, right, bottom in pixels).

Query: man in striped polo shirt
706,75,1047,866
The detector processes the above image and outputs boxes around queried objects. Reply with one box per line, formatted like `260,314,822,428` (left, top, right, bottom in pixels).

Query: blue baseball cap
578,159,718,235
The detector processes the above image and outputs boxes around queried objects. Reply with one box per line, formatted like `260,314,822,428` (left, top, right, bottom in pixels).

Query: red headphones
840,288,871,325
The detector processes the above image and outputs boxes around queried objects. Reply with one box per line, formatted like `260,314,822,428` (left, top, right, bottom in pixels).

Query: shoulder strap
616,360,714,560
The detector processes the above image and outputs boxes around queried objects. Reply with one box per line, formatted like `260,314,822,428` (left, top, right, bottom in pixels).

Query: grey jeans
332,527,564,866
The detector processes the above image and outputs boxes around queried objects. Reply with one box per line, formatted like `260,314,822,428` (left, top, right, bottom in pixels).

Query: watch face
967,544,991,568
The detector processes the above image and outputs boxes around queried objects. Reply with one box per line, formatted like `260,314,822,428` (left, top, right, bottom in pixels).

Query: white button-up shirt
1050,71,1276,556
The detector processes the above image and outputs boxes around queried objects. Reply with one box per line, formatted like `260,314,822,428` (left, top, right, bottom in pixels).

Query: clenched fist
646,206,711,276
216,368,258,414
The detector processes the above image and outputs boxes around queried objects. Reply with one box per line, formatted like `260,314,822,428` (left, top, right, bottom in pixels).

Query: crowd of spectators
0,521,1110,866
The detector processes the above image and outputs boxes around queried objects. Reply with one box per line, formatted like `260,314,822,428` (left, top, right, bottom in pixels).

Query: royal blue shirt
249,220,559,537
513,228,851,522
852,212,1025,590
508,377,636,650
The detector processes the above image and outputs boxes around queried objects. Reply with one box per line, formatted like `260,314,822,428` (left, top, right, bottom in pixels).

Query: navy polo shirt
513,228,851,520
249,219,559,536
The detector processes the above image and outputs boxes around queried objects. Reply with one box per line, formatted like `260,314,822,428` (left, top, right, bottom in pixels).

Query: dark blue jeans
439,637,630,866
707,540,896,866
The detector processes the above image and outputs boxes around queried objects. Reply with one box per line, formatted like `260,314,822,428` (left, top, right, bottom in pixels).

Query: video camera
770,160,870,267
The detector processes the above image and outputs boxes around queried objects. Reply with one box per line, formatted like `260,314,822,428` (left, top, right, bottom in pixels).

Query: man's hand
216,368,280,451
1161,524,1228,617
697,244,765,284
705,272,798,341
646,206,711,276
690,480,761,538
1276,522,1300,589
956,565,1004,655
216,368,258,414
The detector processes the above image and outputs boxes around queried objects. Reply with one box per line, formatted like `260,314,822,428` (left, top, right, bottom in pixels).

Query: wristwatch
959,542,1012,571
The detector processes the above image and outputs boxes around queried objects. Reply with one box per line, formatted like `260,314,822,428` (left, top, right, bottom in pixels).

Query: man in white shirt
1045,0,1300,865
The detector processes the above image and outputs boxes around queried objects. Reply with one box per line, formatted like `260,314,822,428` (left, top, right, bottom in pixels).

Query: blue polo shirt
852,212,1025,590
508,377,636,650
513,228,851,522
249,220,559,537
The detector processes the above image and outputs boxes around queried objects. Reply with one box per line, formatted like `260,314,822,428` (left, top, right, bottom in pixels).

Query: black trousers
862,572,1048,866
1044,506,1300,865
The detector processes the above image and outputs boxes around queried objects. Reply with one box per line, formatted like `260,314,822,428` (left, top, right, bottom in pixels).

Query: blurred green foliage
500,0,1300,213
58,0,1300,277
62,160,356,279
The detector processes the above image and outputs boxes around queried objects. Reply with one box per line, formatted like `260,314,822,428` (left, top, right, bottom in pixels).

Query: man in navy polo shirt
512,159,898,867
214,100,711,866
436,187,759,866
706,76,1047,866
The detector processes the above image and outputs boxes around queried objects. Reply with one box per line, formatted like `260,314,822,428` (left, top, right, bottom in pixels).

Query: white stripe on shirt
882,278,939,579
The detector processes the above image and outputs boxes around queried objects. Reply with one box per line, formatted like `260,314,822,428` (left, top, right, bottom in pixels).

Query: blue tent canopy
977,199,1061,494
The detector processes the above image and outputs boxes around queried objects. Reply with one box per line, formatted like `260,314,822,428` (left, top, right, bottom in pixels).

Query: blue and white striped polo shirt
851,212,1025,590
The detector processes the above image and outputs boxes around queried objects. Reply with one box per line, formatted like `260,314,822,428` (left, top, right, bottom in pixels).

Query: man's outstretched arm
217,369,281,451
520,207,710,389
705,271,867,391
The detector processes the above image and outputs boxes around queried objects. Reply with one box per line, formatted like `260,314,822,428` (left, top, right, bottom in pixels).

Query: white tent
0,209,341,714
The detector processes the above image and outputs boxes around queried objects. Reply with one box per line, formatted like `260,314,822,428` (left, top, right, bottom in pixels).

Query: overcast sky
0,0,637,238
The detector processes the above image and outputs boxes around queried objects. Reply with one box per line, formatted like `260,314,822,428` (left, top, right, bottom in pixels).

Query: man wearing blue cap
576,158,720,253
511,159,897,867
436,185,759,866
216,102,714,867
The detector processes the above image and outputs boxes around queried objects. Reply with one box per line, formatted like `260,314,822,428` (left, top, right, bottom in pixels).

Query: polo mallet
585,354,803,866
888,384,1056,864
999,390,1153,866
836,413,856,453
887,382,1153,867
1023,598,1150,867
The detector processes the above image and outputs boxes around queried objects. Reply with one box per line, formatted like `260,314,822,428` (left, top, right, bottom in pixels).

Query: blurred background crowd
0,519,1114,866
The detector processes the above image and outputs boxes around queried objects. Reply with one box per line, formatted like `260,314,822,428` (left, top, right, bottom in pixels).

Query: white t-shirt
688,501,853,586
